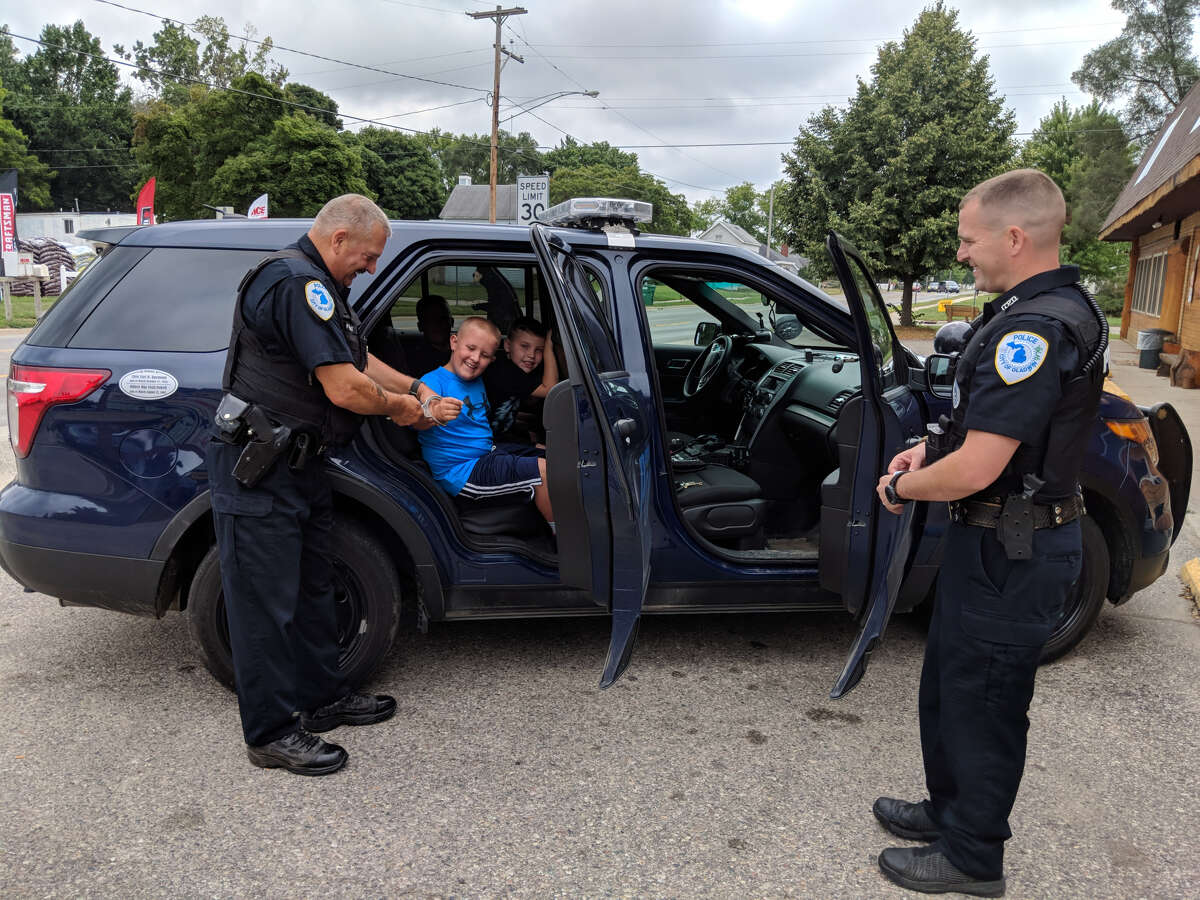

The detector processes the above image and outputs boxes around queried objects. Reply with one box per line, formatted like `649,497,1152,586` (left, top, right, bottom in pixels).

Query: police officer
208,194,462,776
872,170,1107,895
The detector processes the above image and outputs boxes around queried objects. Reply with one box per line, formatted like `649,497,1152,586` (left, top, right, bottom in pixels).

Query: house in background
439,182,518,225
696,220,807,275
1101,78,1200,386
16,211,136,243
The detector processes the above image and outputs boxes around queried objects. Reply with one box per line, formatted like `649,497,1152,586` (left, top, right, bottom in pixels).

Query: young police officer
208,195,462,776
872,170,1107,895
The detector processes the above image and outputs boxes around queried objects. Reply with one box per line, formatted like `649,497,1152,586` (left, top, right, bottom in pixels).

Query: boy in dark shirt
483,316,559,443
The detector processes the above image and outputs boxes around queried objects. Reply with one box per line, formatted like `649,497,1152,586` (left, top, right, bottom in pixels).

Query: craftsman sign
0,193,15,253
517,175,549,226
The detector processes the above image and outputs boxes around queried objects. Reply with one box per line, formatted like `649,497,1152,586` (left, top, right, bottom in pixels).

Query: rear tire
187,515,403,691
1039,515,1109,663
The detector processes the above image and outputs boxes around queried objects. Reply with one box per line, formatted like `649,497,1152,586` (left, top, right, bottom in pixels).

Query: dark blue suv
0,212,1190,697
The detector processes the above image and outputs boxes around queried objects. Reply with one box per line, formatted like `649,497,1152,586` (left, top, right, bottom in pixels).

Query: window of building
63,219,74,234
1131,250,1168,316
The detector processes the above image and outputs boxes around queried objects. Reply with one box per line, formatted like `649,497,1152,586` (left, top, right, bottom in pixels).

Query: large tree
1072,0,1200,143
209,113,369,217
417,128,543,193
346,127,443,219
9,21,135,211
542,137,637,175
549,164,694,235
778,3,1016,324
1021,100,1137,311
0,77,53,208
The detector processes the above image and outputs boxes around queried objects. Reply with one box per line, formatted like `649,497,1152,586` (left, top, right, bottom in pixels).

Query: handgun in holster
231,405,291,488
997,473,1044,560
924,415,952,465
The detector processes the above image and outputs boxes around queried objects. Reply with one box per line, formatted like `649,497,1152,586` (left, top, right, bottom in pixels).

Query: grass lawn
2,293,58,328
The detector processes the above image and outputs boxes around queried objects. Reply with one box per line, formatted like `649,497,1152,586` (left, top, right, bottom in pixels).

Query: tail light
1105,417,1159,467
8,364,110,458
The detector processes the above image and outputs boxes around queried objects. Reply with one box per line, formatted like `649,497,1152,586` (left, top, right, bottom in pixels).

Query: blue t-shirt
417,366,494,494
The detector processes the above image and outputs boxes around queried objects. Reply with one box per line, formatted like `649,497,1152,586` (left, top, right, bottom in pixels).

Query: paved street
0,333,1198,898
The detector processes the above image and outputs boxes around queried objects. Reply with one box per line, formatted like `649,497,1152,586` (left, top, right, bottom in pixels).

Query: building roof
1101,78,1200,241
439,184,517,221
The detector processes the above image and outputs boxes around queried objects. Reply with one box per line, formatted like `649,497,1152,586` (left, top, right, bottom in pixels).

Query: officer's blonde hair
961,169,1066,247
312,194,389,238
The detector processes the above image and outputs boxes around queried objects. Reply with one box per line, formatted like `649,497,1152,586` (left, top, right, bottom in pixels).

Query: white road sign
517,174,550,226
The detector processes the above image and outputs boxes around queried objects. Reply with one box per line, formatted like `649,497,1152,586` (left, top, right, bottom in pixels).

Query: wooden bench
944,303,978,321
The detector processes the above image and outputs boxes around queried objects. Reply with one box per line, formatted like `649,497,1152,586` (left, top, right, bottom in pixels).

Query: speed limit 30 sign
517,174,549,225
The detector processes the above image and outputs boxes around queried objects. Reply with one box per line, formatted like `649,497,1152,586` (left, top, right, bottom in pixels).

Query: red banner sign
0,193,15,253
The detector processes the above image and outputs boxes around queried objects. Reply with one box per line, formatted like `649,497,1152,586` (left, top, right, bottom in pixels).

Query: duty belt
949,494,1085,529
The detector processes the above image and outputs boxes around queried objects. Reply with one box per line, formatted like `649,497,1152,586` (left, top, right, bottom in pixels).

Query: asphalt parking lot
1,334,1198,898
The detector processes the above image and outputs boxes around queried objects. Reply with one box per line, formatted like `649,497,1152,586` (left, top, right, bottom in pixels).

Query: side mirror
925,353,956,400
694,321,720,346
773,313,803,341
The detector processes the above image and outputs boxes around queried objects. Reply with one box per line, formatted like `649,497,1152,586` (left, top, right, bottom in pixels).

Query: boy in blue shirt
416,316,554,529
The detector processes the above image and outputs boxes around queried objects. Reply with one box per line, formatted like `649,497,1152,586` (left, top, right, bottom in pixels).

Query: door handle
666,359,690,370
614,417,637,438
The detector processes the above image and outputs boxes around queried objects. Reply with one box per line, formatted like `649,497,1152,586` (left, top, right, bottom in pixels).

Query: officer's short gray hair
961,169,1066,243
312,194,389,238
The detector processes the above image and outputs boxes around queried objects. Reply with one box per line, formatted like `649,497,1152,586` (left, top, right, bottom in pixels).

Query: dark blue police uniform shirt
963,299,1084,446
242,234,355,375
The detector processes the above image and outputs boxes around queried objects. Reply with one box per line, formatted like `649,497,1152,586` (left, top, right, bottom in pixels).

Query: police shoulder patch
994,330,1049,385
304,280,335,321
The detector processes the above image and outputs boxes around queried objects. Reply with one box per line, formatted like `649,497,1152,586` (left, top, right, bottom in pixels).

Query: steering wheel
683,335,734,399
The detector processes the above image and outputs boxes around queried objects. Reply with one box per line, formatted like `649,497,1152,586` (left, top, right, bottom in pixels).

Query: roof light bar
540,197,653,229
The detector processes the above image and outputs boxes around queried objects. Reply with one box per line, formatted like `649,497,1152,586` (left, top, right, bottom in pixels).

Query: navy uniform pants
206,440,346,746
919,520,1081,879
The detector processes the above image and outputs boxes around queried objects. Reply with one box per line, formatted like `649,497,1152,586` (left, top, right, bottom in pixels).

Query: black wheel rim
1050,571,1088,646
217,562,370,674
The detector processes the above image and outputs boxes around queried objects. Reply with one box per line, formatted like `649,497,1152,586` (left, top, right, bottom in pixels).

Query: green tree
114,20,199,105
0,78,53,208
10,21,135,211
1021,100,1137,311
542,137,637,175
692,181,770,242
549,164,694,235
284,83,340,130
417,128,543,193
1072,0,1200,143
209,113,368,217
346,127,443,218
134,73,288,218
778,3,1016,324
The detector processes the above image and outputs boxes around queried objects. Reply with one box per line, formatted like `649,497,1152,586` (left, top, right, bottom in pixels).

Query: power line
90,0,490,93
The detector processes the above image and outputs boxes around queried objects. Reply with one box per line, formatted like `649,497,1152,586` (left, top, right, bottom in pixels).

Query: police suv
0,200,1190,695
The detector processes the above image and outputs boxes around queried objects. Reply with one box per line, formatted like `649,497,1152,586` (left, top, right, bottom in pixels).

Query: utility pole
468,6,527,223
767,184,775,253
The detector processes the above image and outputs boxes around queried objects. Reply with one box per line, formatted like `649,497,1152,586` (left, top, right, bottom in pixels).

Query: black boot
878,845,1005,897
246,730,348,776
873,796,940,841
301,692,397,733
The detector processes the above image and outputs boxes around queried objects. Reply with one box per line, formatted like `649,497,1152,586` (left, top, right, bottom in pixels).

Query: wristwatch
407,378,424,398
884,471,909,505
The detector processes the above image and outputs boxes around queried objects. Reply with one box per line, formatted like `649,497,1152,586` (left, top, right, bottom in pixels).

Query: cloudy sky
8,0,1141,202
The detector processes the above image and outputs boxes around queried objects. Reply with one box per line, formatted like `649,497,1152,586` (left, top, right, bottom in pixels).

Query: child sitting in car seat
415,316,554,530
483,316,559,444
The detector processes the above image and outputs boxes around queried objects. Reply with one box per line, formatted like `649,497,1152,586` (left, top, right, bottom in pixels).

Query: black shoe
246,730,348,776
878,846,1005,897
874,796,940,841
301,692,397,733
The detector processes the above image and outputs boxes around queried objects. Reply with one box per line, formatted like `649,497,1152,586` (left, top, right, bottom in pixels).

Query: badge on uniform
305,280,334,321
994,331,1048,384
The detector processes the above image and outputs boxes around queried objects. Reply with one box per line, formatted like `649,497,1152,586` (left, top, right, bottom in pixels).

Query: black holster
231,405,291,487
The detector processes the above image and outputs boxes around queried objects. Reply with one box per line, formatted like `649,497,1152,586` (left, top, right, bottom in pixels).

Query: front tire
187,515,403,690
1039,515,1109,663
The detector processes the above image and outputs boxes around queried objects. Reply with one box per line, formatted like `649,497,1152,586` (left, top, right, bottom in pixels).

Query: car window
67,248,264,351
388,263,531,334
845,255,901,390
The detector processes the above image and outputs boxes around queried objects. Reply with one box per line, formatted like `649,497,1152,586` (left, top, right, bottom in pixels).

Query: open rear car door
531,224,653,688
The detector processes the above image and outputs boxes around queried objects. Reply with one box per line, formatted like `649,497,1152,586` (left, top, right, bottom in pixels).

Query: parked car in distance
0,203,1191,699
942,280,960,293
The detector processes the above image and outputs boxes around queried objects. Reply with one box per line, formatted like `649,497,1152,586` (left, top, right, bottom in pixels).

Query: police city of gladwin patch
305,280,335,321
994,330,1049,384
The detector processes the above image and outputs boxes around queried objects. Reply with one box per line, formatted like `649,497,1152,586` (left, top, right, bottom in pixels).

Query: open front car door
531,224,653,688
822,232,924,699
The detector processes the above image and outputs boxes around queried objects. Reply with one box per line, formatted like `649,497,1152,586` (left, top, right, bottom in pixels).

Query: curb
1180,557,1200,598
